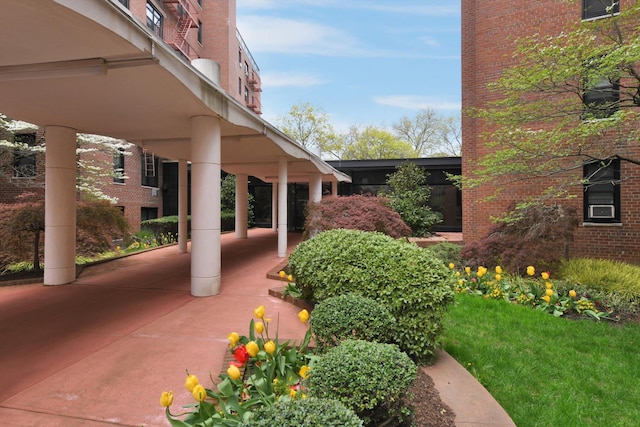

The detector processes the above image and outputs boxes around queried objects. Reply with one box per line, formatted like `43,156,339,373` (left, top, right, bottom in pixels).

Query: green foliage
309,339,417,426
276,102,343,158
243,398,363,427
425,242,462,265
559,258,640,301
141,215,191,239
0,194,44,271
303,195,411,239
288,229,455,364
221,174,255,227
310,294,396,353
342,125,418,160
463,4,640,203
381,162,441,236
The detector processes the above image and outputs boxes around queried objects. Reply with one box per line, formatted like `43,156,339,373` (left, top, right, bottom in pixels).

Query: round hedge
288,228,455,364
310,294,396,352
308,339,417,426
242,397,363,427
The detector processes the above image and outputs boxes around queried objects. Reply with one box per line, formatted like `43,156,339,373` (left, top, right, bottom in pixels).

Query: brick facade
462,0,640,264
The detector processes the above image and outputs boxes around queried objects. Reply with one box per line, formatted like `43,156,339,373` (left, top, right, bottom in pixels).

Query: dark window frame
141,152,159,188
582,64,620,120
146,2,163,37
113,148,125,184
583,158,621,223
197,20,203,44
582,0,619,20
117,0,129,8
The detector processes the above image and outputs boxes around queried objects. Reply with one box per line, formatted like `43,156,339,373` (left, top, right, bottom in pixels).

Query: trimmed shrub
559,258,640,301
288,229,454,364
76,200,130,256
243,397,363,427
303,195,411,239
426,242,463,266
310,294,396,353
308,339,417,426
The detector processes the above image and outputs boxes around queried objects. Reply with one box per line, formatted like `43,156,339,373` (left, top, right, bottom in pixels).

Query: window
141,207,158,221
146,2,163,37
13,133,36,178
244,86,249,102
244,61,249,76
239,49,242,64
117,0,129,7
197,20,202,44
239,77,242,94
582,0,619,20
197,0,202,7
582,71,619,119
141,151,159,188
583,158,620,223
113,148,125,184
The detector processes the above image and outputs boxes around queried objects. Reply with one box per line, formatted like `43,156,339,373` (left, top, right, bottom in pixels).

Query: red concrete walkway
0,228,513,427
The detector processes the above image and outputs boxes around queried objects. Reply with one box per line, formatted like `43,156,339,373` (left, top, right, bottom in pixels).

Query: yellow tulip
264,340,276,354
542,295,551,304
246,341,259,357
192,384,206,402
569,289,577,298
448,262,455,269
545,282,553,289
287,274,294,282
545,289,554,297
254,305,265,319
541,272,550,280
160,391,173,407
299,365,310,379
227,364,242,380
456,271,461,277
495,266,503,274
526,266,535,276
227,332,240,347
185,374,199,392
254,322,264,334
477,266,487,278
298,309,310,323
495,274,502,281
465,266,471,275
279,270,286,278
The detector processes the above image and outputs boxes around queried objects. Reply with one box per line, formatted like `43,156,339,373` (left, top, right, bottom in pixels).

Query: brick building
0,0,262,230
462,0,640,263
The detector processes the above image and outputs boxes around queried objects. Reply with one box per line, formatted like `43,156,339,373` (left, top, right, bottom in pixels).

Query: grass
559,258,640,300
441,293,640,427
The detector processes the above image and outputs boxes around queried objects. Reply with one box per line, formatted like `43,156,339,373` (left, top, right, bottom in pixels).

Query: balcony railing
236,29,260,73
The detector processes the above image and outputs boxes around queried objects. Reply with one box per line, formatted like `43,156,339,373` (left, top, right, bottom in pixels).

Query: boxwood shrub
243,397,363,427
310,294,396,352
308,339,417,426
288,229,454,364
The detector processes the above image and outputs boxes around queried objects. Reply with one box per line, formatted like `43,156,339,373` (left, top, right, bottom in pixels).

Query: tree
276,102,343,158
464,2,640,210
341,126,417,160
380,162,441,236
392,109,461,157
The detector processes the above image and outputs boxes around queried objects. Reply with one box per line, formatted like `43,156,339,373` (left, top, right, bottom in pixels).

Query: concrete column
44,126,77,285
309,173,322,203
235,173,248,239
332,181,339,196
271,183,277,231
178,159,188,253
190,116,221,297
278,157,288,257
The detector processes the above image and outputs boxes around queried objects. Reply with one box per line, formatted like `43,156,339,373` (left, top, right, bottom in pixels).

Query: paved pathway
0,228,514,426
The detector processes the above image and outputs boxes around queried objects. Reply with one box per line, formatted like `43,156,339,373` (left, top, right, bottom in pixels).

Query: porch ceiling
0,0,350,184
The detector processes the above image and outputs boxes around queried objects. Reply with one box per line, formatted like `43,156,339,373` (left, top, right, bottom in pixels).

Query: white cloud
373,95,461,111
261,72,327,88
237,16,363,56
419,36,440,47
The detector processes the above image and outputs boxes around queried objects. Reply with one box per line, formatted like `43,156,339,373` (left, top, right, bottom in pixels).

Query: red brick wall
462,0,640,264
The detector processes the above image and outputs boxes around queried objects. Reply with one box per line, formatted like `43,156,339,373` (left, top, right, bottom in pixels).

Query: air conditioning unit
589,204,615,219
151,188,159,197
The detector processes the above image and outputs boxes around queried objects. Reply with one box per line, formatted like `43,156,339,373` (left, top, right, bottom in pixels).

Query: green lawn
441,294,640,427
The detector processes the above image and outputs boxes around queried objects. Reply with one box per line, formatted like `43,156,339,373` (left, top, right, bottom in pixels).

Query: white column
190,116,221,297
44,126,77,285
309,173,322,203
271,183,277,231
278,157,288,257
332,181,339,196
178,159,188,253
235,173,248,239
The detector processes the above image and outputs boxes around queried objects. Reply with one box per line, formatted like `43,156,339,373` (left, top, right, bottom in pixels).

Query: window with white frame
582,0,619,20
583,158,620,223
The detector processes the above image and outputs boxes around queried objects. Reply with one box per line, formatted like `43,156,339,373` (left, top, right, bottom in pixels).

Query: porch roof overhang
0,0,351,185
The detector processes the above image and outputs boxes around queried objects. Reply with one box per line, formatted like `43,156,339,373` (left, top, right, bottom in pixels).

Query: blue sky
236,0,461,132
